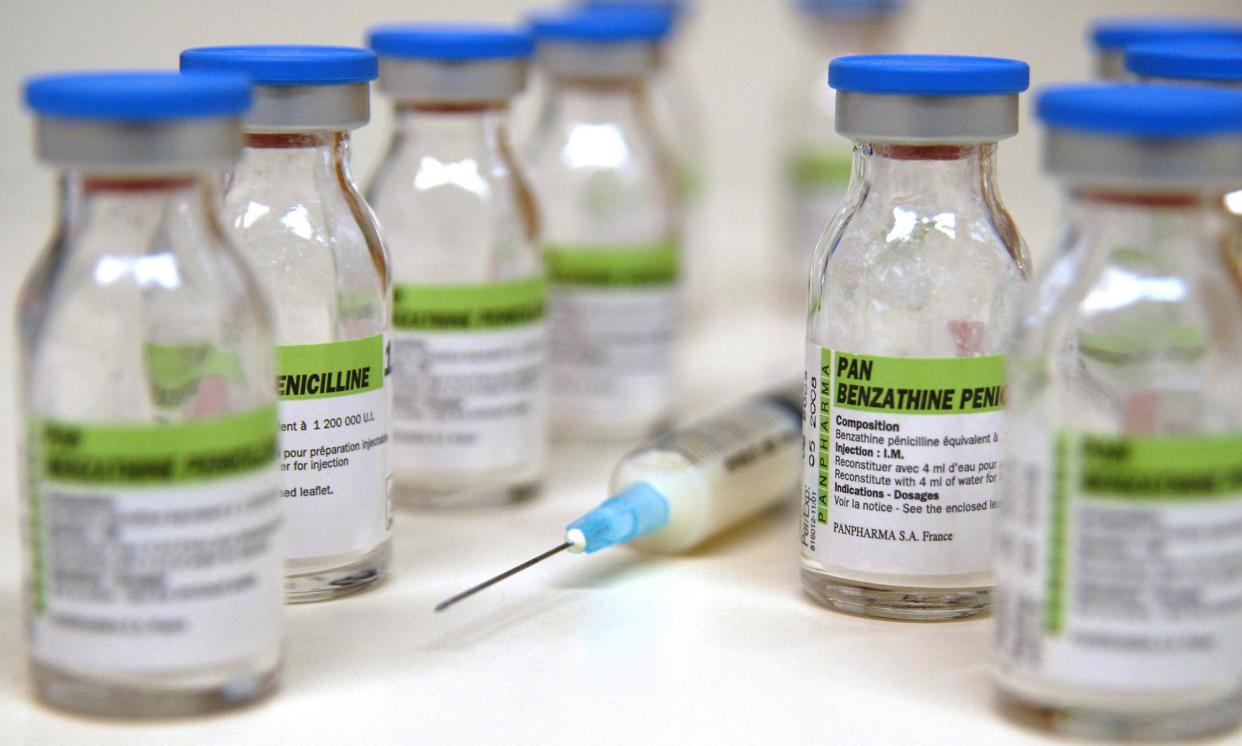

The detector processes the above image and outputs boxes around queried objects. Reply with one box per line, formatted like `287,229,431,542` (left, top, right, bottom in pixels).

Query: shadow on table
554,548,660,591
281,573,587,696
417,589,576,650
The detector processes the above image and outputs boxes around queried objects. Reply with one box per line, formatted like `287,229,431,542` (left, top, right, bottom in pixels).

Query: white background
2,0,1241,744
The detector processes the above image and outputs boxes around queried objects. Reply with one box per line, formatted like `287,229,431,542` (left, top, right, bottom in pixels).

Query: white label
391,324,545,472
31,471,283,673
801,342,1005,578
995,428,1242,693
548,287,676,422
27,409,283,674
277,335,391,561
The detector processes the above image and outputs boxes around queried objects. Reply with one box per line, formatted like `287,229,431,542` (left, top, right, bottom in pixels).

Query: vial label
801,343,1005,577
995,430,1242,693
788,149,852,269
545,242,678,423
277,334,391,560
390,278,546,473
26,407,282,673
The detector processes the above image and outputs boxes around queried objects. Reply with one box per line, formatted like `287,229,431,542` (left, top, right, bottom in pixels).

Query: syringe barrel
609,383,804,553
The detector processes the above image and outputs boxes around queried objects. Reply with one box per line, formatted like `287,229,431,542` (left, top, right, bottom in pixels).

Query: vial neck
1067,189,1220,262
853,142,1025,273
231,130,353,190
539,77,652,130
859,143,998,206
391,102,514,160
59,172,217,255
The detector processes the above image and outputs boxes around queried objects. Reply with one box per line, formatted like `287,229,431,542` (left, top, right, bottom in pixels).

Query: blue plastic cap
1037,84,1242,138
829,55,1030,95
367,24,535,61
1126,42,1242,82
581,1,682,29
1091,17,1242,51
180,46,377,86
793,0,903,19
24,70,251,121
528,7,674,43
565,482,670,553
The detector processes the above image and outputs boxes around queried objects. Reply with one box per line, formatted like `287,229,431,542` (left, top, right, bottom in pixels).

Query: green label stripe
37,405,277,486
1046,433,1071,636
277,334,384,401
817,347,832,524
392,277,546,332
831,351,1007,415
789,151,853,189
544,243,679,287
1078,432,1242,499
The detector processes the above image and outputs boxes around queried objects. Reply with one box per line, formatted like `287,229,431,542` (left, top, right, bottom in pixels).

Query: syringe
435,384,804,611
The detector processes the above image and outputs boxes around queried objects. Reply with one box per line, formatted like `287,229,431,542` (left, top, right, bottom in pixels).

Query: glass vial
580,2,707,308
18,72,283,717
780,0,900,297
365,25,546,508
1088,17,1242,80
1126,42,1242,284
526,9,681,441
800,55,1030,620
181,47,392,602
994,84,1242,741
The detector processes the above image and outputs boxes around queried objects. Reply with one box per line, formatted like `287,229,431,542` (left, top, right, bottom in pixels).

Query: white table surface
0,232,1235,746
